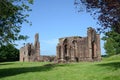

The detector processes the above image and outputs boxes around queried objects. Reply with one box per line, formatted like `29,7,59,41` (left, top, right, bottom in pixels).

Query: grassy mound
0,56,120,80
103,54,120,61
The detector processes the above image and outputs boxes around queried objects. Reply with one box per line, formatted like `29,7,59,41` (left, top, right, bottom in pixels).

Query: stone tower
56,27,101,62
20,33,40,62
34,33,40,61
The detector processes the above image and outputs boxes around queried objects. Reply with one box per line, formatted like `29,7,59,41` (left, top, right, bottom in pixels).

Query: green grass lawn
0,55,120,80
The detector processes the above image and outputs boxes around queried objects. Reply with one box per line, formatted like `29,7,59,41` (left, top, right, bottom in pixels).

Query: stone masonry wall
19,33,40,62
56,27,101,62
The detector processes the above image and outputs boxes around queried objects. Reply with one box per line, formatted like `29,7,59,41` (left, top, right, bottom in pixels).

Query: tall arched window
72,40,77,57
59,46,61,58
92,41,94,59
63,39,68,57
64,45,67,54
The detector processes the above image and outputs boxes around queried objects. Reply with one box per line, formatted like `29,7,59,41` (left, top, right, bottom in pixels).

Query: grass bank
0,56,120,80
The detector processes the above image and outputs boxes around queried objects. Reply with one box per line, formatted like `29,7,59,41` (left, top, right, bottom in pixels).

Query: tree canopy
0,0,33,46
74,0,120,33
0,44,19,62
102,27,120,56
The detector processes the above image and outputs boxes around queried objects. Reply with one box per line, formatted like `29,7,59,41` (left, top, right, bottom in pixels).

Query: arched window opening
92,42,94,59
64,45,67,55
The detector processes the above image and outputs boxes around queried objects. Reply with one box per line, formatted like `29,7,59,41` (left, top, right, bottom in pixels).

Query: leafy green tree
0,44,19,62
0,0,33,46
104,38,116,56
102,28,120,56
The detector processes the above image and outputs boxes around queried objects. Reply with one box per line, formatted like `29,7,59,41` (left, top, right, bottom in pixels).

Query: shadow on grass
97,61,120,70
0,62,15,65
0,63,68,78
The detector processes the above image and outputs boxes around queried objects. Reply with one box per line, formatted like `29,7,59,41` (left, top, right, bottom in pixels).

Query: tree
74,0,120,33
103,37,116,56
102,27,120,56
0,44,19,62
0,0,33,46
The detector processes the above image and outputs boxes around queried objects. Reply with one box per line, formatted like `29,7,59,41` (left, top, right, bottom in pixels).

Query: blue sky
18,0,105,55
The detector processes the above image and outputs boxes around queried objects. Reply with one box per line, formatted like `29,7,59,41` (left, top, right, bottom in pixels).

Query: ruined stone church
20,33,40,62
56,27,101,62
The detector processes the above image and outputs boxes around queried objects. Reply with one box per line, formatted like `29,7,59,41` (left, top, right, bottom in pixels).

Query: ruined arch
63,39,69,61
63,38,68,55
63,38,68,45
72,40,77,57
59,46,61,58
